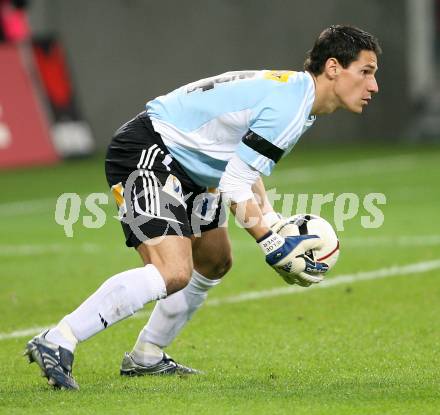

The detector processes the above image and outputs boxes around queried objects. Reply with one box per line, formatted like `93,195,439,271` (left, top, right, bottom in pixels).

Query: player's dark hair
304,25,382,75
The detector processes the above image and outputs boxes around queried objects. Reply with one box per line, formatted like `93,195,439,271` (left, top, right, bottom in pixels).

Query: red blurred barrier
0,43,59,168
32,36,95,157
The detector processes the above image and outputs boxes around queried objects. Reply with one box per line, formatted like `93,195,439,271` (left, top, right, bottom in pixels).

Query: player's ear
324,58,340,80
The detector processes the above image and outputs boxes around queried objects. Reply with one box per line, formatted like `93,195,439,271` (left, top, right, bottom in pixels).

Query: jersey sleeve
236,77,314,176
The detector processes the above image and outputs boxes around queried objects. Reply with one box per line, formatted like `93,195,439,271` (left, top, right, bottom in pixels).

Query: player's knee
161,260,192,293
218,252,233,277
174,266,192,290
204,251,233,279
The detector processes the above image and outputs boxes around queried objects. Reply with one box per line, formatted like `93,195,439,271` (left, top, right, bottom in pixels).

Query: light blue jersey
146,70,315,187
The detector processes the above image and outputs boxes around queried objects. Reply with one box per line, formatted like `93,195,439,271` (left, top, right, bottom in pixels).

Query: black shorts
105,112,226,248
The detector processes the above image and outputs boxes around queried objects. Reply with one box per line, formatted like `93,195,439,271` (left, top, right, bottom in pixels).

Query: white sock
46,264,167,352
131,269,220,365
45,320,78,352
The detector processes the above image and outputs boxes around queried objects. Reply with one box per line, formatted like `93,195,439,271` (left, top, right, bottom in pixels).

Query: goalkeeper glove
257,231,329,287
263,211,298,236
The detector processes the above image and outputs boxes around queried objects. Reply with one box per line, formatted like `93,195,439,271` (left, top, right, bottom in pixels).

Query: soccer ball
277,214,340,272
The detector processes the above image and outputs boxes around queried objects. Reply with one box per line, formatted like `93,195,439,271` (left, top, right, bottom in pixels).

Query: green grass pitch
0,143,439,414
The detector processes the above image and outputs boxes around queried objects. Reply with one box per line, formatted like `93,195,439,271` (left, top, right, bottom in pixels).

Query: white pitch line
1,234,440,260
342,235,440,247
0,197,56,216
0,326,52,341
1,259,440,341
269,154,418,185
233,235,440,252
2,235,440,257
0,193,112,217
0,243,102,256
206,259,440,306
0,153,422,217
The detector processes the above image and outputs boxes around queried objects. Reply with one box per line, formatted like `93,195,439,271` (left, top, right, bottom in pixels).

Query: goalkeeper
25,25,381,389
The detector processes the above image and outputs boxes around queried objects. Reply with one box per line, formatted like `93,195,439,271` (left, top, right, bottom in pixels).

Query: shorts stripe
146,172,155,215
137,149,147,169
142,144,158,169
141,175,150,215
138,170,162,217
148,147,162,170
150,171,161,216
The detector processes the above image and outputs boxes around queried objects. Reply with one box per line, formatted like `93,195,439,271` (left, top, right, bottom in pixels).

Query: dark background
28,0,434,147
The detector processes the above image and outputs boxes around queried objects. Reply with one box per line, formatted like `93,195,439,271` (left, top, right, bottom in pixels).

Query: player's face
334,50,379,113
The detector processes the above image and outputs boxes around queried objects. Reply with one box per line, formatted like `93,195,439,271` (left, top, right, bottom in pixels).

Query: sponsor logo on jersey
264,70,296,83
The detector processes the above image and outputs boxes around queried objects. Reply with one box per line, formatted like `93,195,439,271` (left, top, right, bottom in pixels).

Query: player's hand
263,211,298,236
257,231,329,286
